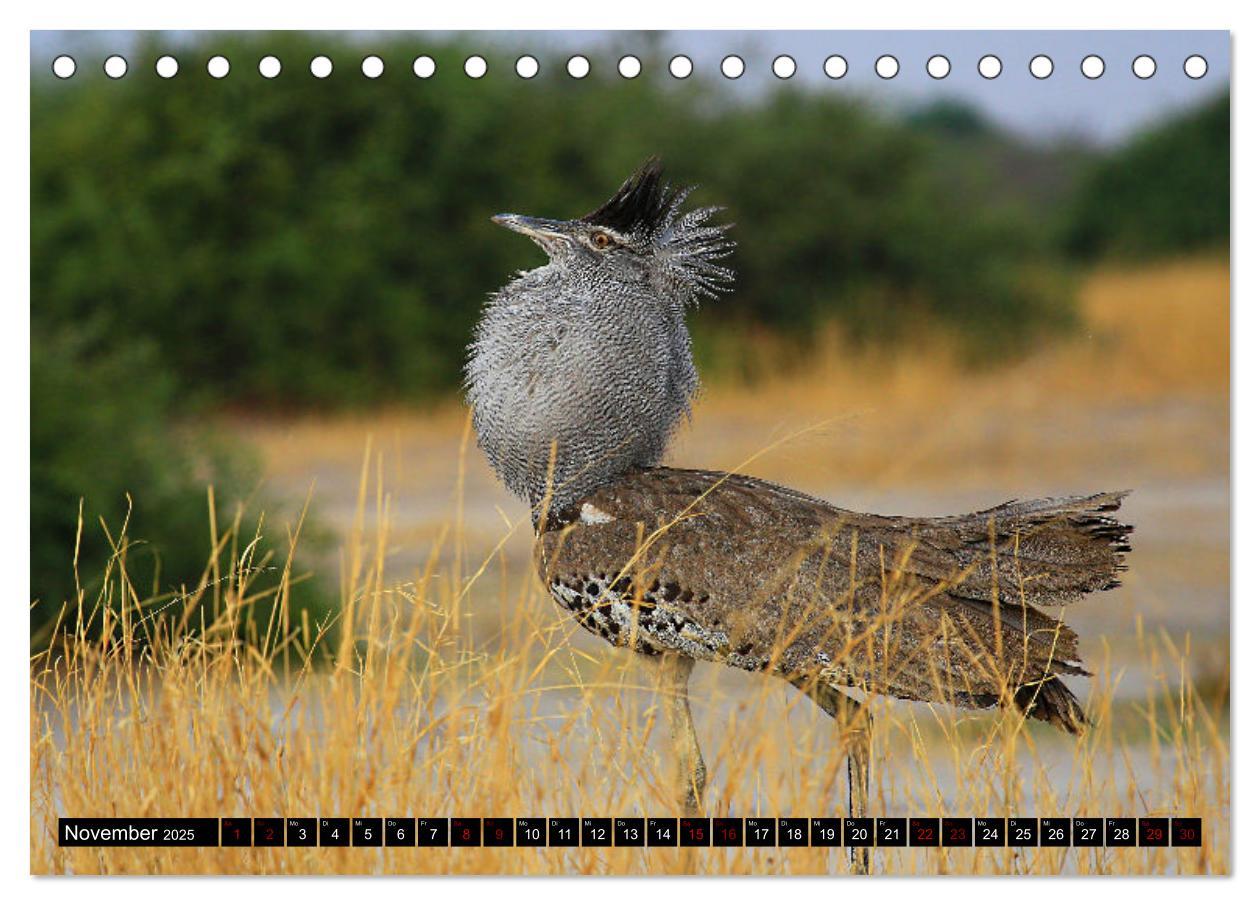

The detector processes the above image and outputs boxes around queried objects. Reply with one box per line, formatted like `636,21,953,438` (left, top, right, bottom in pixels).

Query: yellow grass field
31,258,1230,875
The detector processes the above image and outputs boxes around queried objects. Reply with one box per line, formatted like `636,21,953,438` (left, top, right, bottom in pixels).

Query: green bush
32,33,1075,407
1062,92,1229,260
30,325,332,648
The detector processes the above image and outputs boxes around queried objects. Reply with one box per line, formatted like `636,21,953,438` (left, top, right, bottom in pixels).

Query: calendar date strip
58,816,1202,848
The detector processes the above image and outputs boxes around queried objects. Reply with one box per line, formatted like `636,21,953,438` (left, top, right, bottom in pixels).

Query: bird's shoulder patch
579,502,615,525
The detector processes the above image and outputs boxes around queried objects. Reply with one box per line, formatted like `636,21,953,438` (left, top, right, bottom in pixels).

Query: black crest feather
580,158,735,302
582,158,681,236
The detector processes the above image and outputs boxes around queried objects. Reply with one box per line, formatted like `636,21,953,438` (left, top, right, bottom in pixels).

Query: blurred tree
1062,92,1228,260
31,33,1083,407
905,98,992,139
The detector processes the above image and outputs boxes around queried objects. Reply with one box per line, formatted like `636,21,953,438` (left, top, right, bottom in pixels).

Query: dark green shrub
1063,92,1228,259
30,325,333,648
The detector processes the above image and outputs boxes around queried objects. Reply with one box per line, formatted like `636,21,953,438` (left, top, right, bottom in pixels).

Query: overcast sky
32,30,1229,146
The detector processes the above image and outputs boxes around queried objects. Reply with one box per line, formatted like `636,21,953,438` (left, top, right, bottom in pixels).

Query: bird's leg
661,654,706,816
791,676,872,874
838,695,872,874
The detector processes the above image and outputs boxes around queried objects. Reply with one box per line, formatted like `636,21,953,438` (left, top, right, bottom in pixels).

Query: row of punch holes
52,52,1210,83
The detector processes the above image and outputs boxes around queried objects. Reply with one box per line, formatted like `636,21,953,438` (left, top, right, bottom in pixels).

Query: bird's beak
492,213,570,248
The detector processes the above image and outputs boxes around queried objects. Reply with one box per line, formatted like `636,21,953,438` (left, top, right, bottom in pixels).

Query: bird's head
491,157,735,305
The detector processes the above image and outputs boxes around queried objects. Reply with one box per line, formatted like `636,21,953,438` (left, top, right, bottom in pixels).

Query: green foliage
30,325,333,648
1063,92,1229,260
33,33,1078,407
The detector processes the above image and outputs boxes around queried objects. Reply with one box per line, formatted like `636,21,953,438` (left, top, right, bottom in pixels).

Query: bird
465,159,1132,868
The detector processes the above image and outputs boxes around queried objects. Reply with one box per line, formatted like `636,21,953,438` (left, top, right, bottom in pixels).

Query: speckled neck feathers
465,161,734,519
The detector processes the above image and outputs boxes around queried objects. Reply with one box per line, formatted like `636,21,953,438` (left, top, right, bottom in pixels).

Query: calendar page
30,28,1229,876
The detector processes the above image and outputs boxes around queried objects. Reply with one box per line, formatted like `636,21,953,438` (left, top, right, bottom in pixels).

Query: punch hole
1184,55,1208,79
926,55,950,79
155,56,179,79
618,55,641,79
51,55,76,79
720,55,744,79
259,56,282,79
1132,55,1156,79
361,56,384,79
413,56,436,79
669,55,693,79
567,55,591,79
104,55,128,79
464,55,487,79
823,55,848,79
1081,55,1105,79
1029,55,1053,79
772,55,796,79
978,55,1002,79
310,56,333,79
875,55,899,79
515,55,539,79
207,56,230,79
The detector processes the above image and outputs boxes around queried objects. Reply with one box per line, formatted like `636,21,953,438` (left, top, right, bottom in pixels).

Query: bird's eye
591,232,612,249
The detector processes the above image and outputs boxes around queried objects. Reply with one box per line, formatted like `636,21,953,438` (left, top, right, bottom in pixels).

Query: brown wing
536,466,1130,716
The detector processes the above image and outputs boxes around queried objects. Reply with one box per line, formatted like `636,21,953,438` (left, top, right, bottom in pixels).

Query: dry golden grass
30,454,1228,875
677,255,1229,488
31,258,1230,875
717,253,1228,404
